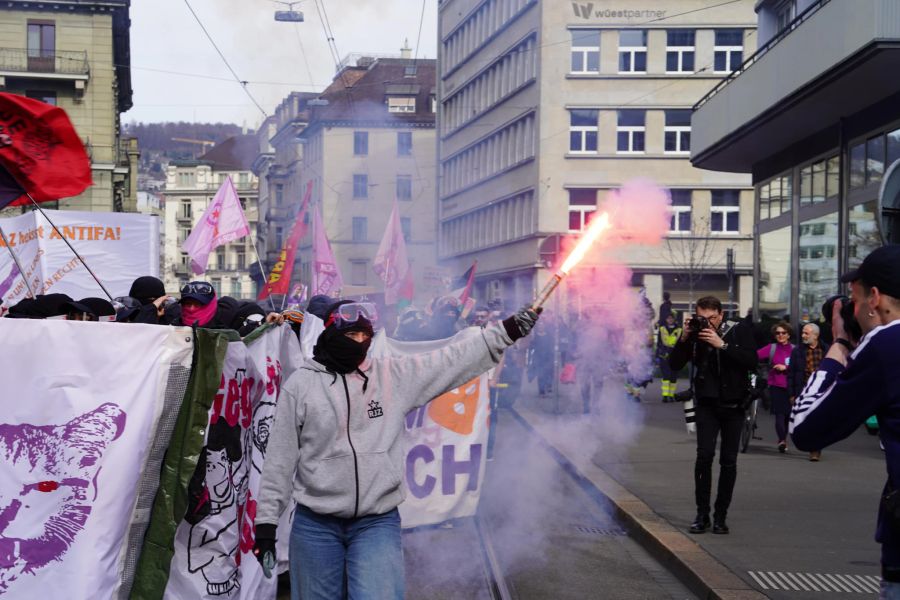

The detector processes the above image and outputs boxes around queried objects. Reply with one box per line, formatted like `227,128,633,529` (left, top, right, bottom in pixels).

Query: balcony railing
693,0,832,111
0,48,89,76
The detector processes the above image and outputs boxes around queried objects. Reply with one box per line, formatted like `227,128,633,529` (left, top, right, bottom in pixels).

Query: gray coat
256,324,513,524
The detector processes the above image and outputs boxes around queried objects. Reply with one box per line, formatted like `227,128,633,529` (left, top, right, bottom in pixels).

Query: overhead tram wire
182,0,269,117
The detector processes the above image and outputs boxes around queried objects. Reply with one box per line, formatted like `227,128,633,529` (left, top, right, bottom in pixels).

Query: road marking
748,571,879,594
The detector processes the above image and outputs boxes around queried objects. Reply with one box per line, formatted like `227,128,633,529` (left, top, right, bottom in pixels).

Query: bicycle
741,374,764,453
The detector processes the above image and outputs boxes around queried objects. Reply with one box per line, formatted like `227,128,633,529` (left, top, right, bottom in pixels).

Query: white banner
164,327,301,600
0,319,192,599
371,335,490,529
0,209,159,306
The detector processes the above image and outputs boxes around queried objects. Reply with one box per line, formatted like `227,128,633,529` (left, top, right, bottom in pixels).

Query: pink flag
373,201,414,304
181,176,251,275
312,204,343,296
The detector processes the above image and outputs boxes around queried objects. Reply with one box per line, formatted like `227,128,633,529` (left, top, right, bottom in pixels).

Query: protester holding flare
253,300,540,598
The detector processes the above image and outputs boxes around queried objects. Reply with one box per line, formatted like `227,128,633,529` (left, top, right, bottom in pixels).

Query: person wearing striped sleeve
790,245,900,599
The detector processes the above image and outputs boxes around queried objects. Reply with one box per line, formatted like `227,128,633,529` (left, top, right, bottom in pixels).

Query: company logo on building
571,3,666,20
572,2,594,19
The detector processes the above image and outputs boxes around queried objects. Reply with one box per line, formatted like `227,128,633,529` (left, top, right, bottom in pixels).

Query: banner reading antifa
0,317,491,599
0,209,159,307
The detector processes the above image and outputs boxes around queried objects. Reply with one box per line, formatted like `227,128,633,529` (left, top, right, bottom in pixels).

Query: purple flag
312,205,343,296
181,176,250,275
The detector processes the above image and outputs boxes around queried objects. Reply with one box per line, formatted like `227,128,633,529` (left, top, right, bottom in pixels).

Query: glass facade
755,120,900,327
759,227,791,319
798,212,838,322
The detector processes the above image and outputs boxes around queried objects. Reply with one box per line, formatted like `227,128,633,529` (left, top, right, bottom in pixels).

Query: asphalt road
404,413,697,600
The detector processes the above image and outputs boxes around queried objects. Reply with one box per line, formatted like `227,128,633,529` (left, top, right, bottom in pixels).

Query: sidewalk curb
511,408,768,600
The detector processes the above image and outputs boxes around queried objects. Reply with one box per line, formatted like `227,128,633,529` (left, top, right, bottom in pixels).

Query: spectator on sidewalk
790,245,900,599
530,315,556,397
788,323,829,461
658,312,682,402
758,322,795,453
670,296,757,535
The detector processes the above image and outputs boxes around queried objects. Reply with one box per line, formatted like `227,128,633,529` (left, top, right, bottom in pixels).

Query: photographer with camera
669,296,758,535
790,245,900,597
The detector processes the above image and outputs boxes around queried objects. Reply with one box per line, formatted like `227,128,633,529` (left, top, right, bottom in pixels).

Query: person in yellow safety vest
658,312,683,402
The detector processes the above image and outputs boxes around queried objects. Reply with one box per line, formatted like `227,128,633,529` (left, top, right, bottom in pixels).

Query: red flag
0,93,91,208
258,180,313,300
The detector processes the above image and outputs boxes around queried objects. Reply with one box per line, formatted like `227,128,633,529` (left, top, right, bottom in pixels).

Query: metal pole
27,194,114,301
0,225,35,298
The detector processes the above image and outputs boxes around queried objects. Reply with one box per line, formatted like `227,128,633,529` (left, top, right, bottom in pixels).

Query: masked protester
253,301,541,598
128,275,177,325
176,281,221,328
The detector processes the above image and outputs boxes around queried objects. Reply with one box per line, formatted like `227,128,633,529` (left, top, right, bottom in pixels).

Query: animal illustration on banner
0,404,126,595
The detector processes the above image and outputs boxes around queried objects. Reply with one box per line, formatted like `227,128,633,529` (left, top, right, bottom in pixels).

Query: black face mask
313,328,372,374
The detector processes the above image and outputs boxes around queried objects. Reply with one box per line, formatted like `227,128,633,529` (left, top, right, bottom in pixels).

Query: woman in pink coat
758,322,795,453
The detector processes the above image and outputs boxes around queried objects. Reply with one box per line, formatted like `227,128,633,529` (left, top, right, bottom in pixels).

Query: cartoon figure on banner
0,404,126,594
185,367,256,597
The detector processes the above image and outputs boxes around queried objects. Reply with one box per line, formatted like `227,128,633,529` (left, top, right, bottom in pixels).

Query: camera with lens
688,314,711,341
822,295,862,343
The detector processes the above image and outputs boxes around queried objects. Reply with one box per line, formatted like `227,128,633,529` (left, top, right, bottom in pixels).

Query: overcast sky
127,0,438,126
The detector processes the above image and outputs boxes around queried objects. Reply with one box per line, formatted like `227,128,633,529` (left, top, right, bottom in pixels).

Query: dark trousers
694,402,744,520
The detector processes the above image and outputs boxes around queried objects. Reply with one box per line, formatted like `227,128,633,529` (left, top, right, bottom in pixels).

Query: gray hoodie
256,324,513,524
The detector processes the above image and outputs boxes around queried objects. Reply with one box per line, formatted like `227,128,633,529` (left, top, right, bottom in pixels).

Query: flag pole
250,239,270,302
0,225,35,298
27,194,114,301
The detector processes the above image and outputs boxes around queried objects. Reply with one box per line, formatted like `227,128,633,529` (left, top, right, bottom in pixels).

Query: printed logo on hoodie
367,399,383,419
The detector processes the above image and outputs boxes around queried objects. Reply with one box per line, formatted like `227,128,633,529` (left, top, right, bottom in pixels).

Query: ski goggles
180,282,215,297
326,302,378,330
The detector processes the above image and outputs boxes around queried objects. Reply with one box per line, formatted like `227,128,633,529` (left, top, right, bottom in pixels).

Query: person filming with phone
669,296,758,535
790,245,900,598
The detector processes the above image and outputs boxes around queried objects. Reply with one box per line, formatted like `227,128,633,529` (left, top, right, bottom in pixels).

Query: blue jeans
289,504,403,600
882,580,900,599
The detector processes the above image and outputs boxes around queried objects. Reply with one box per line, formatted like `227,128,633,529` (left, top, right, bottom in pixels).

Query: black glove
253,523,277,578
502,306,542,341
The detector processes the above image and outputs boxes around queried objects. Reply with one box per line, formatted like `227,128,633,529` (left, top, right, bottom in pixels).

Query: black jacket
669,320,758,405
786,341,830,397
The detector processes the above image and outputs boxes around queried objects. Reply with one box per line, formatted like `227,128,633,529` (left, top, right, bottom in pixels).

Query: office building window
350,260,367,286
569,109,599,153
666,30,695,73
774,0,797,33
353,174,368,199
275,184,284,206
616,110,645,154
664,110,691,153
568,189,596,232
669,189,692,233
352,217,367,241
397,131,413,156
388,97,416,113
210,278,221,296
231,277,241,296
237,251,246,269
353,131,368,155
275,226,284,249
800,159,828,206
570,29,600,74
618,30,647,73
396,175,412,201
850,142,866,189
400,217,411,242
216,249,226,270
867,134,885,185
714,30,743,73
180,201,192,219
711,190,740,233
888,127,900,167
